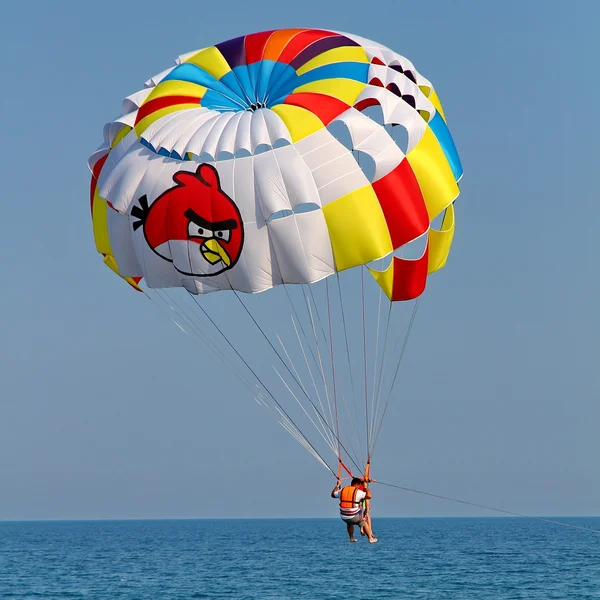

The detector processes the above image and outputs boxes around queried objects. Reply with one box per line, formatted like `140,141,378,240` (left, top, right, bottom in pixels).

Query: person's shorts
341,512,365,526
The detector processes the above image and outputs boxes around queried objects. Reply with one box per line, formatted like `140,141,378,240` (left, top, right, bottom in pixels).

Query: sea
0,517,598,599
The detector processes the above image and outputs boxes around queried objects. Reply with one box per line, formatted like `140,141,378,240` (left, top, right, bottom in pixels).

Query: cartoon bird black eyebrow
184,209,238,231
131,195,149,231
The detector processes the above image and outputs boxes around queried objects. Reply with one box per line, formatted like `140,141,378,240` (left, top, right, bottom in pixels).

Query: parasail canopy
89,28,463,478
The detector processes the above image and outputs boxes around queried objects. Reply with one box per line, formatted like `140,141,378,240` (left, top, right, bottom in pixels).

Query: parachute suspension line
279,419,332,472
335,273,364,465
369,299,409,455
368,291,393,455
232,288,326,415
275,330,338,453
287,315,338,452
144,290,261,412
305,282,344,445
274,327,316,410
320,280,364,471
368,281,384,455
372,299,421,452
368,244,406,456
266,393,334,473
326,278,341,458
163,290,227,354
284,315,335,446
159,289,205,338
233,290,362,475
232,289,334,443
335,385,365,474
152,289,259,398
283,287,339,452
324,277,365,473
187,292,335,476
306,285,331,357
272,363,338,456
302,284,362,472
374,481,600,534
283,285,330,401
361,267,370,459
301,285,338,437
302,285,340,446
168,289,260,394
145,290,187,334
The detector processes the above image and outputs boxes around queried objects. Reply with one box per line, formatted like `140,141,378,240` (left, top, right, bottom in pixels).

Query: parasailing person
88,28,463,528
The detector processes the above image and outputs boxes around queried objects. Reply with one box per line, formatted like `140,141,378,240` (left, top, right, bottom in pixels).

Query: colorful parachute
89,29,463,479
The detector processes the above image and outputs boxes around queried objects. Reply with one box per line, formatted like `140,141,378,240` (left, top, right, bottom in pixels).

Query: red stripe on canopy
372,159,429,249
277,29,337,65
244,30,275,64
283,92,350,125
135,95,201,125
391,246,429,301
90,153,108,214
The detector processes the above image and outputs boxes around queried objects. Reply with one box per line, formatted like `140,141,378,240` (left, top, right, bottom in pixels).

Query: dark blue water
1,518,598,599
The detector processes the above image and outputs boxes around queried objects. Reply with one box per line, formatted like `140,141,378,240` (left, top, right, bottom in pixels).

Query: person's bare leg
360,514,370,535
346,523,358,542
361,520,378,543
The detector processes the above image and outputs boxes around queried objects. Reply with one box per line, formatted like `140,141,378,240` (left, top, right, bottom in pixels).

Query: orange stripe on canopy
262,29,307,61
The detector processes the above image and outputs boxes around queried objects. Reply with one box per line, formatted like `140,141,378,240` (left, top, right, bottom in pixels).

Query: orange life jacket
339,486,361,509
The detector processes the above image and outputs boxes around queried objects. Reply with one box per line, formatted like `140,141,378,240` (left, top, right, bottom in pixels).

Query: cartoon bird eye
214,230,231,242
188,222,213,239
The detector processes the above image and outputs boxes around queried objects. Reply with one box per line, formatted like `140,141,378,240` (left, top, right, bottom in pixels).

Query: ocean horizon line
1,515,598,524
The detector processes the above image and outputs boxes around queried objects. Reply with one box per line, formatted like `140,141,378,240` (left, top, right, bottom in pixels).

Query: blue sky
0,0,599,520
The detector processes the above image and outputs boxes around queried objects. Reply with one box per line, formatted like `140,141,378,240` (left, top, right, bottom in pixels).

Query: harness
335,458,373,522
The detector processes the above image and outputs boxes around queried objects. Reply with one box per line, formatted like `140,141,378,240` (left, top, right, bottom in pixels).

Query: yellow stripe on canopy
323,185,392,271
110,125,132,149
293,79,365,106
296,47,370,76
143,80,208,103
270,104,324,142
407,127,458,221
368,261,394,300
103,255,141,290
184,46,231,80
134,104,200,137
124,277,143,291
103,254,120,274
428,203,455,274
426,89,446,122
92,190,112,256
94,192,136,284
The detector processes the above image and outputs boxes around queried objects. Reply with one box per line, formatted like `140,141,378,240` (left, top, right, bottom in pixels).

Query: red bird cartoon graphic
132,164,244,277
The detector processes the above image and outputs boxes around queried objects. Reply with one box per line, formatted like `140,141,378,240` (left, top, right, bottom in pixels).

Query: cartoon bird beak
201,238,231,267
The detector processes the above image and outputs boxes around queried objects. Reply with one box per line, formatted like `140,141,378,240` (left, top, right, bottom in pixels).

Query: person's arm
331,481,342,498
363,488,372,500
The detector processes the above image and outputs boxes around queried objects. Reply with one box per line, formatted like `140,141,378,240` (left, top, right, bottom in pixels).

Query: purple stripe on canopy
215,36,247,68
289,35,359,70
